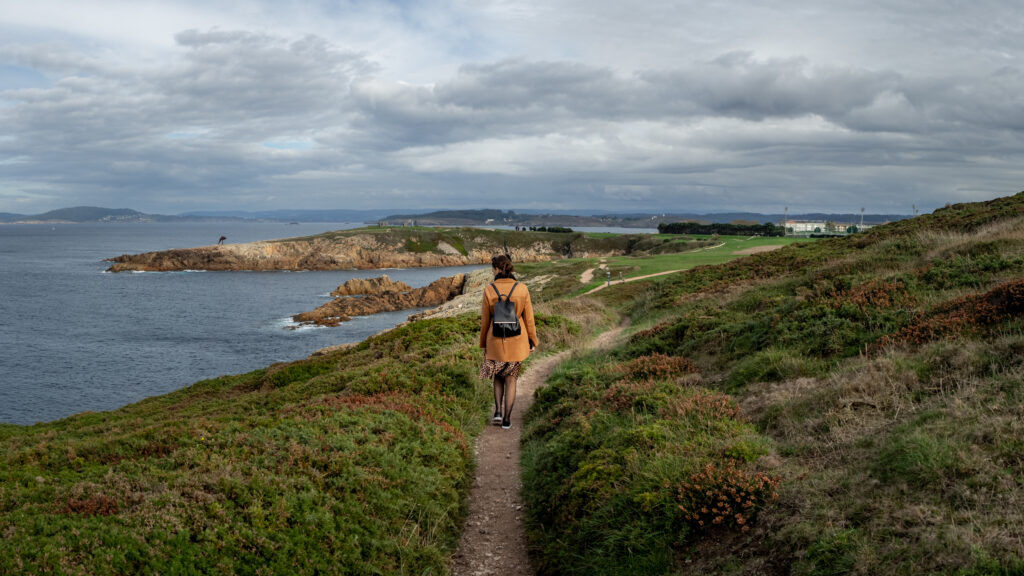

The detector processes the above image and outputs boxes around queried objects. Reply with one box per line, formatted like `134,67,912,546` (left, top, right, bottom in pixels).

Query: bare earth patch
732,244,786,255
579,260,607,284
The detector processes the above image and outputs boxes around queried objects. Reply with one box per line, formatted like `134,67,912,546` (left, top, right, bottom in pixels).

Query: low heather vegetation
519,192,1024,574
0,311,584,575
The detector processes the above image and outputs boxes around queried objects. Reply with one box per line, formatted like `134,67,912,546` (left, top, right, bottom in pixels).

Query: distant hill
380,209,909,228
1,205,911,226
178,209,412,222
0,206,156,223
1,206,237,224
35,207,150,222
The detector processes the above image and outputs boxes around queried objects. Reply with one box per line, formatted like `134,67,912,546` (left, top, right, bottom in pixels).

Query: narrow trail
451,323,627,576
584,268,684,294
579,258,607,284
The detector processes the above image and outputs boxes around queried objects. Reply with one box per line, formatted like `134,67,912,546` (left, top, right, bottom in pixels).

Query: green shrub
405,238,437,253
872,427,966,488
261,359,335,389
725,347,825,390
801,529,862,576
521,352,779,575
921,254,1015,289
957,553,1024,576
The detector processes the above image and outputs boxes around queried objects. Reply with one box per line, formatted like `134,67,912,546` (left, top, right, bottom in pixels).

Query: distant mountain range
0,206,910,226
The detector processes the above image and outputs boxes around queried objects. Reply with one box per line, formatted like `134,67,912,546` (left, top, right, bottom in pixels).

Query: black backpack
490,282,522,338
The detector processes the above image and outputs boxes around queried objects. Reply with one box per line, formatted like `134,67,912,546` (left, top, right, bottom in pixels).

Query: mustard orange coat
479,277,538,362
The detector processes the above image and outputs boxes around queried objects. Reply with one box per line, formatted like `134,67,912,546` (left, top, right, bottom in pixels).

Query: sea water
0,222,484,425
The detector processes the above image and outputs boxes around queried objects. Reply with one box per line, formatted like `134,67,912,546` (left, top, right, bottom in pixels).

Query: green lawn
575,235,814,293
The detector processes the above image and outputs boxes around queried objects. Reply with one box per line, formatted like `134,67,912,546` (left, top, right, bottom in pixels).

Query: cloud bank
2,1,1023,214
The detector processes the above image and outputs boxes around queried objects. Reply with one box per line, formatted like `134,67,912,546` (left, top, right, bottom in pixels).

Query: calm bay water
0,222,484,425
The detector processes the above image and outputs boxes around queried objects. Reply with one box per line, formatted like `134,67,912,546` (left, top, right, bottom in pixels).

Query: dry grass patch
733,338,1024,575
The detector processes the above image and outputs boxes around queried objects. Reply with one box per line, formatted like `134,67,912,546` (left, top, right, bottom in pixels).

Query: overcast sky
2,1,1022,215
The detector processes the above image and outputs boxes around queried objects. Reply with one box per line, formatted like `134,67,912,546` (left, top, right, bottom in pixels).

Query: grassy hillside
0,310,596,575
520,192,1024,574
2,192,1020,575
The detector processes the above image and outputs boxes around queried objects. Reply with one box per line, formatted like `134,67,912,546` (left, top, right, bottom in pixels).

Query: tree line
657,221,785,236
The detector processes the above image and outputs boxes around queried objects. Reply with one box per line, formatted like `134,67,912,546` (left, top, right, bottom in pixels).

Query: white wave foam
276,316,326,332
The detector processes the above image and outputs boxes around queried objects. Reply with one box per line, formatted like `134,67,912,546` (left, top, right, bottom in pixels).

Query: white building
784,220,874,234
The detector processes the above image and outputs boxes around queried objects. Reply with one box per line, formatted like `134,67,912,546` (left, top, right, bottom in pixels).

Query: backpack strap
491,282,519,300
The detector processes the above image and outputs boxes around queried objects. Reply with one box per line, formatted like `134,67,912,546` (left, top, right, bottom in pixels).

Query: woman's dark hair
491,254,515,279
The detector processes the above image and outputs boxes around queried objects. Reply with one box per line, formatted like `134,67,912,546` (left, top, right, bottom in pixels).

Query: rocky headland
104,227,704,272
106,231,551,272
292,274,468,327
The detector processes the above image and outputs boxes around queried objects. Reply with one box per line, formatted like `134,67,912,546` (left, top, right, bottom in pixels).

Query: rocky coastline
102,227,691,273
292,274,469,327
104,233,559,272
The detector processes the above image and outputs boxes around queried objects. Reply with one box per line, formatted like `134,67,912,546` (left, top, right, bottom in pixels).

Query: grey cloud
357,50,1024,167
356,53,910,135
1,30,384,206
165,30,376,127
436,60,623,111
3,13,1024,215
1,43,107,76
648,52,902,123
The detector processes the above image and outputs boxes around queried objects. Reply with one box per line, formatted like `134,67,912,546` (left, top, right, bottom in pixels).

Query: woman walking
480,255,538,429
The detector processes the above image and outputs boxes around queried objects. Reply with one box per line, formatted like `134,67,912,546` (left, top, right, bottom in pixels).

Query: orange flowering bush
676,460,780,532
824,277,917,315
629,321,671,343
600,379,659,412
617,353,697,381
883,278,1024,346
661,390,742,422
60,494,120,517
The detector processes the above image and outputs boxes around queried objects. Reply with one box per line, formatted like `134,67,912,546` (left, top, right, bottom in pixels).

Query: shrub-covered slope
0,311,584,575
521,192,1024,575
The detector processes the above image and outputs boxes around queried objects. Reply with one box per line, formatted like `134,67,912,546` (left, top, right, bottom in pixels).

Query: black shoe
501,417,512,430
493,410,502,423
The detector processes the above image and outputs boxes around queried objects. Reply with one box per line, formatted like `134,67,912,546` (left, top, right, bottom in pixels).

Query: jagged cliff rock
406,268,493,322
330,276,413,297
293,274,467,327
407,268,558,322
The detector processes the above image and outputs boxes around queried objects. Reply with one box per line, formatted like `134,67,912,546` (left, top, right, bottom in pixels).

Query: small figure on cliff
479,254,538,430
218,236,226,245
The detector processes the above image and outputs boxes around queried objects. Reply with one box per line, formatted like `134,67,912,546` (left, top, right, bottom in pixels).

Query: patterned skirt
479,359,523,380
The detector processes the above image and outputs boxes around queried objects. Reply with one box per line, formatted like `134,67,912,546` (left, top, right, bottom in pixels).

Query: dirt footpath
451,324,626,576
449,352,567,576
579,259,608,284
